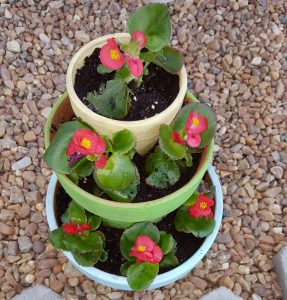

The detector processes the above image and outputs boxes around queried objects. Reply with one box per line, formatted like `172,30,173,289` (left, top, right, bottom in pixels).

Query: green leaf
120,40,140,57
100,135,113,152
88,214,101,230
63,232,103,253
154,46,183,73
127,262,159,291
160,252,179,269
43,121,87,174
127,4,171,52
86,79,130,120
120,261,134,276
112,129,136,154
158,232,175,255
97,64,113,74
99,250,108,262
68,201,87,224
94,153,137,190
115,66,132,80
172,103,217,148
159,124,186,160
73,157,94,178
49,228,67,250
67,172,79,184
73,251,102,266
183,192,199,208
174,207,216,238
120,222,160,260
184,153,193,167
140,51,160,63
61,210,70,224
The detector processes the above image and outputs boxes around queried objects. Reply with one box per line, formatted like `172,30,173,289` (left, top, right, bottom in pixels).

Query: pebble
251,57,262,65
25,274,35,284
11,157,32,171
23,131,37,142
6,40,21,53
270,166,283,179
75,31,90,43
18,236,33,253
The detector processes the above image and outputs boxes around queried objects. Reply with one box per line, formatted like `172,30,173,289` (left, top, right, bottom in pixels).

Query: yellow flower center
110,49,120,60
192,118,200,126
199,201,207,209
81,138,91,149
137,245,146,252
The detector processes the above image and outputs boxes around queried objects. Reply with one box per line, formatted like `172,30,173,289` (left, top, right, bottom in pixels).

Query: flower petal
135,235,155,252
172,131,186,145
132,31,147,49
63,223,78,235
127,56,143,78
66,141,76,155
197,194,215,207
187,134,201,147
99,40,125,70
95,155,107,169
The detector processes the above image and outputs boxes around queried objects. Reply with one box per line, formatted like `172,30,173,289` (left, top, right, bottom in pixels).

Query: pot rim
46,165,223,291
66,32,188,128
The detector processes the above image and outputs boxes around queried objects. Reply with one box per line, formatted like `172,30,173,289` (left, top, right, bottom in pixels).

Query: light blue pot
46,165,223,291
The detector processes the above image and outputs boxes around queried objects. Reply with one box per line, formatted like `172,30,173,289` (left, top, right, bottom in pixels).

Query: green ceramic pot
44,91,214,228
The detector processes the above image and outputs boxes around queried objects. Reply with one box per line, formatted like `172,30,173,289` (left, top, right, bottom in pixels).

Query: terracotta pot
66,33,187,155
44,90,214,228
46,166,223,290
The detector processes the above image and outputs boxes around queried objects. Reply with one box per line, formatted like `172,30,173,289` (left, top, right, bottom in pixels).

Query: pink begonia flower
99,38,126,70
129,235,163,264
127,56,144,78
95,155,107,169
185,112,208,148
188,194,214,221
172,131,186,145
66,129,106,156
132,31,147,49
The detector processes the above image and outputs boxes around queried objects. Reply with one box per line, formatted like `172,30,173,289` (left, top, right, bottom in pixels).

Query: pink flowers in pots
99,33,146,78
129,235,163,264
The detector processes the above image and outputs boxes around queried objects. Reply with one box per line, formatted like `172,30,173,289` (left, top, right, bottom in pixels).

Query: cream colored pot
66,33,187,155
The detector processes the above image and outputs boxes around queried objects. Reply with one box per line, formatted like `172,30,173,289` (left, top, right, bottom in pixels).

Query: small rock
23,131,37,142
1,65,11,82
216,233,232,244
190,277,207,289
33,240,45,253
8,241,19,256
6,40,21,53
238,265,250,275
38,259,58,270
0,222,14,235
257,210,275,221
25,223,38,236
238,0,248,7
75,31,90,43
48,0,64,9
11,157,32,170
263,187,282,198
22,171,36,183
19,203,31,218
41,107,52,118
9,186,24,203
251,57,262,65
25,274,35,284
107,292,123,299
270,166,283,179
18,236,33,253
5,9,13,19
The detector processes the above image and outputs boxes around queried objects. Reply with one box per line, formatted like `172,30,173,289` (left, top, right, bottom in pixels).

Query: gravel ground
0,0,286,299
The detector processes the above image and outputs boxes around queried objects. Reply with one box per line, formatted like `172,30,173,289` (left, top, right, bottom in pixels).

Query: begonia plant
145,103,217,189
49,200,106,266
85,3,184,119
44,120,139,203
120,222,178,291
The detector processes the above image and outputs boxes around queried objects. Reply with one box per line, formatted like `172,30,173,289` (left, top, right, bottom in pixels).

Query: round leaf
49,228,67,250
68,201,87,224
127,262,159,291
95,153,137,190
159,124,186,160
120,222,160,260
158,232,175,255
172,103,217,148
120,261,134,276
88,214,101,230
160,252,179,269
73,251,102,267
175,207,215,238
112,129,136,154
127,4,171,52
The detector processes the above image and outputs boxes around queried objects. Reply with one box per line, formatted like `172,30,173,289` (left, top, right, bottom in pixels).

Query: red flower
129,235,163,264
185,112,208,148
66,129,106,156
132,31,147,49
172,131,186,145
99,38,126,70
63,220,91,235
95,155,107,169
188,194,214,220
127,56,143,78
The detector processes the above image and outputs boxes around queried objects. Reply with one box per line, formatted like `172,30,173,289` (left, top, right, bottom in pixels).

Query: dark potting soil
78,152,201,203
74,48,180,121
55,188,204,276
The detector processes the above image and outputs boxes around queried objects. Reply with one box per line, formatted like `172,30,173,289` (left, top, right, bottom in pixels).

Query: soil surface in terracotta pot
74,48,180,121
56,186,205,275
79,150,200,203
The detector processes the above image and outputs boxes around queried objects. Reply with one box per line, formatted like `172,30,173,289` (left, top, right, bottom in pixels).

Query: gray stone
75,31,90,43
11,156,32,170
0,209,15,222
270,166,283,179
48,0,64,9
251,57,262,65
6,40,21,53
273,246,287,300
8,241,19,256
18,236,33,253
200,287,243,300
9,186,24,203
